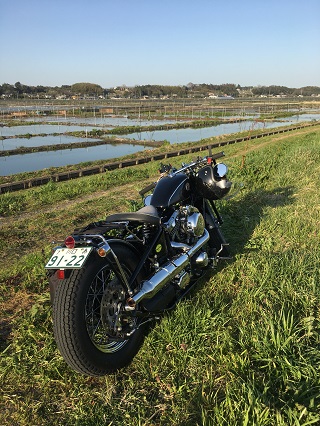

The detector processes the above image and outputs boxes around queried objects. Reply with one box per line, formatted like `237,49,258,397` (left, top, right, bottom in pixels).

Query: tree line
1,81,319,99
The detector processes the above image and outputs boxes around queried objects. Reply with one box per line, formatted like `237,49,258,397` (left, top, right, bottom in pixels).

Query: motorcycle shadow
200,185,296,286
221,185,296,256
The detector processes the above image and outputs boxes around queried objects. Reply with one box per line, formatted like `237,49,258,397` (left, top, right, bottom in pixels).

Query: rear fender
48,238,144,304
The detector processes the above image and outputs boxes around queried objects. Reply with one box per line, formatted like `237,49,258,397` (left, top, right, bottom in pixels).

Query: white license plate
45,247,93,269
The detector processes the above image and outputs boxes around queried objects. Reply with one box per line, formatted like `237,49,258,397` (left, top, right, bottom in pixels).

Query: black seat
105,205,160,225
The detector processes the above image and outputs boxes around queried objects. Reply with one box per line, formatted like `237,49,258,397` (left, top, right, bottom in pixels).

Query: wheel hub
100,277,126,336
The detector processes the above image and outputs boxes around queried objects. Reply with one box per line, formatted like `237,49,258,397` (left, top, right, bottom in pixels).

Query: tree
71,83,104,96
1,83,14,96
14,81,23,94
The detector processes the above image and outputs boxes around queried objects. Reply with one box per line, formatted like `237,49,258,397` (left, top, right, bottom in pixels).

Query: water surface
0,143,147,176
1,113,318,176
0,135,100,150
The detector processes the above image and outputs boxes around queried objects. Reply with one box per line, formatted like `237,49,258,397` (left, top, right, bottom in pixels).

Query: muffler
125,229,209,310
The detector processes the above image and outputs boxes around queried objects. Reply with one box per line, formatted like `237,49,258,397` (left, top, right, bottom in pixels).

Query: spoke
84,265,131,353
91,318,103,340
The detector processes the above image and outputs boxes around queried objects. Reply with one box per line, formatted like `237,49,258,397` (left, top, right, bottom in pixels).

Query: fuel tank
150,174,190,208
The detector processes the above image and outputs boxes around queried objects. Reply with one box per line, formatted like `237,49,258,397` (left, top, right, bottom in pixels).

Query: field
1,125,320,425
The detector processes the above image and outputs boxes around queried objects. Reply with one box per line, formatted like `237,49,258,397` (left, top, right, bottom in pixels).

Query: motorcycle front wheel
52,244,145,376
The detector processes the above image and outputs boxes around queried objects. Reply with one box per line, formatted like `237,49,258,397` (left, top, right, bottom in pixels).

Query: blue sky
0,0,319,88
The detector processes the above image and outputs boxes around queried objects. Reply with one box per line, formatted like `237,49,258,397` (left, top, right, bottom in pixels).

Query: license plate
45,247,93,269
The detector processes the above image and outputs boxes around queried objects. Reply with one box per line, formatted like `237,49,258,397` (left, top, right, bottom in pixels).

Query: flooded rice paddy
0,112,319,176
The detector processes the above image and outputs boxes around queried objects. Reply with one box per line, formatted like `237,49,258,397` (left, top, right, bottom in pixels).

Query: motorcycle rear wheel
52,245,145,376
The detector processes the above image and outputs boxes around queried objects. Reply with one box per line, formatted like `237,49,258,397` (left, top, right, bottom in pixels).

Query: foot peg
216,244,232,261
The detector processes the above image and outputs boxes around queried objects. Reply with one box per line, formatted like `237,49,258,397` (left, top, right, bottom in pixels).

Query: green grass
1,126,320,425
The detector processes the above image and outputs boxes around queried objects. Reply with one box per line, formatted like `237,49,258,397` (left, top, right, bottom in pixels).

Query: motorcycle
45,149,232,376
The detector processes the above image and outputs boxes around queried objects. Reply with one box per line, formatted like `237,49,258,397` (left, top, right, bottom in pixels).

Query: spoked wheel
52,244,145,376
85,269,134,352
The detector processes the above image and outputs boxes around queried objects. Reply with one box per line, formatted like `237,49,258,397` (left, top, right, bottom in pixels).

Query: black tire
52,244,145,376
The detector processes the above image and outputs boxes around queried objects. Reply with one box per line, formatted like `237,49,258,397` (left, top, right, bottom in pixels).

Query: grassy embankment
0,125,320,425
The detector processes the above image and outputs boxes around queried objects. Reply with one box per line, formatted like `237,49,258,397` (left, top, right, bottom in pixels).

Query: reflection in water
0,124,99,137
0,144,146,176
0,113,318,176
0,135,101,150
0,116,179,136
123,114,319,143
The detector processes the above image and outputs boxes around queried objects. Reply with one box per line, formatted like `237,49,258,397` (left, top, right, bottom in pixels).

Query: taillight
57,270,65,280
65,235,75,249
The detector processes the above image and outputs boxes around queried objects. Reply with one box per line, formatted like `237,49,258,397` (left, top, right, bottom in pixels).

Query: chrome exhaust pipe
125,229,209,310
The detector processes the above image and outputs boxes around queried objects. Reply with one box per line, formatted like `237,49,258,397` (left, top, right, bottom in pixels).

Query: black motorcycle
45,150,232,376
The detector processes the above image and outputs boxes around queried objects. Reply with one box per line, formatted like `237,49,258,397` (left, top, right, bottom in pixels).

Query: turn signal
65,236,75,249
97,247,107,257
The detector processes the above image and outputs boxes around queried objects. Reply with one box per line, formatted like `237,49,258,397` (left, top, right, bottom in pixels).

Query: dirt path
0,182,150,227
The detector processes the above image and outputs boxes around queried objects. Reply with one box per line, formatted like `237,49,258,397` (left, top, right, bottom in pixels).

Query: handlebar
139,182,156,196
211,151,225,161
171,151,225,176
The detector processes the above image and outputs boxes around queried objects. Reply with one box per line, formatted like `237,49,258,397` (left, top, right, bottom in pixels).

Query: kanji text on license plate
45,247,93,269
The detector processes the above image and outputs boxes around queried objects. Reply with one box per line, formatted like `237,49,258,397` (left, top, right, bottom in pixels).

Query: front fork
203,199,231,261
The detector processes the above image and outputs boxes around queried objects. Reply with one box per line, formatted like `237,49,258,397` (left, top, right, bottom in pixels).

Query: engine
165,205,205,245
139,205,208,305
